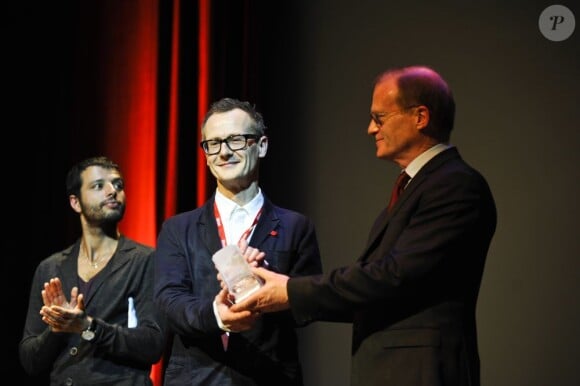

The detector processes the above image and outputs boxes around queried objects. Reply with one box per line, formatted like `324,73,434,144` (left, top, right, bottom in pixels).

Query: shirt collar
405,143,454,178
214,188,264,220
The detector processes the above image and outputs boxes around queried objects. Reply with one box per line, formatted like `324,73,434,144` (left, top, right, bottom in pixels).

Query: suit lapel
358,207,389,262
359,148,461,262
248,198,279,246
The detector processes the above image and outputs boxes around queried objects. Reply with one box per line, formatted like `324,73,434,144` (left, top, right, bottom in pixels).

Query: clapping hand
40,277,88,333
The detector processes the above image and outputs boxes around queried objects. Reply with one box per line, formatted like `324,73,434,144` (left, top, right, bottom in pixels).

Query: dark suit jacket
288,147,497,386
154,194,322,386
19,236,166,386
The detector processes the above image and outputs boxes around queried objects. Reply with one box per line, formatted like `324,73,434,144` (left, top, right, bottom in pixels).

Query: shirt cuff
212,299,232,332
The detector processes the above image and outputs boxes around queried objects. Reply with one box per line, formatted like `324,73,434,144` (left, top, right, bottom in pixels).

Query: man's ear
69,195,82,214
415,105,429,130
258,136,268,158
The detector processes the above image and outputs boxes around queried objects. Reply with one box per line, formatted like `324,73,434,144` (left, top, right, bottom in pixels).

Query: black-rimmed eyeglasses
200,134,261,155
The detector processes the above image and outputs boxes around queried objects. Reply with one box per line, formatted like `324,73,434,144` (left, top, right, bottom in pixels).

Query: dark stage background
9,1,579,385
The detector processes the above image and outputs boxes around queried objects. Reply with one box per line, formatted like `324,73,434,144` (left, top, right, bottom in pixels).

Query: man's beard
82,202,125,225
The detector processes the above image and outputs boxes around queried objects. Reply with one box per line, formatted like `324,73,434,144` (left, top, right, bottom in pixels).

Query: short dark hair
201,97,267,137
376,66,455,142
66,156,121,197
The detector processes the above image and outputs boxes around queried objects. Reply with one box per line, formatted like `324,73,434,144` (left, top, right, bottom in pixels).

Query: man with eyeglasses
230,66,497,386
153,97,323,385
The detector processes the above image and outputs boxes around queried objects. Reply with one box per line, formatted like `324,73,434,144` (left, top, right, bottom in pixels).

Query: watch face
81,329,95,341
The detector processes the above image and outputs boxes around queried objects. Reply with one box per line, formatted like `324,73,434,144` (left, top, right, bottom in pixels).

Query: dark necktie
387,171,410,212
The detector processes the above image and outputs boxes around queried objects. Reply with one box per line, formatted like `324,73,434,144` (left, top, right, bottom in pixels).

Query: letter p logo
539,5,576,41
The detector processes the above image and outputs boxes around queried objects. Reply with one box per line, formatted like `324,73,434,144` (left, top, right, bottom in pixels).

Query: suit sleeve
153,219,220,337
287,168,496,326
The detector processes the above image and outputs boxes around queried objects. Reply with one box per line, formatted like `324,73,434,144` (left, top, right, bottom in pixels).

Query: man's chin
104,210,124,223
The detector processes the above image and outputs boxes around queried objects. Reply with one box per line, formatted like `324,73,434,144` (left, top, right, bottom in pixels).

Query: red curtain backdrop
92,1,161,383
196,0,210,207
97,0,160,246
92,1,210,384
163,0,181,220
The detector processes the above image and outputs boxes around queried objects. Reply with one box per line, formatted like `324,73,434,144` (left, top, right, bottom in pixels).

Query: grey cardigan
19,236,166,385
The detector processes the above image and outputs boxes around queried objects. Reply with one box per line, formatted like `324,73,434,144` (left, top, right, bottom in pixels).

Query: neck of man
80,217,120,247
79,230,119,265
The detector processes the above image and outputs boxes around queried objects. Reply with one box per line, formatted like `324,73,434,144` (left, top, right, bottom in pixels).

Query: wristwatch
81,318,97,342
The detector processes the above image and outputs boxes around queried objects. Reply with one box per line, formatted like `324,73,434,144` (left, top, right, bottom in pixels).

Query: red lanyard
214,202,263,247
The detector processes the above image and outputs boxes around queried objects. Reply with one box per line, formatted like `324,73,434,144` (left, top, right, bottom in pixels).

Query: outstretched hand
229,267,290,313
